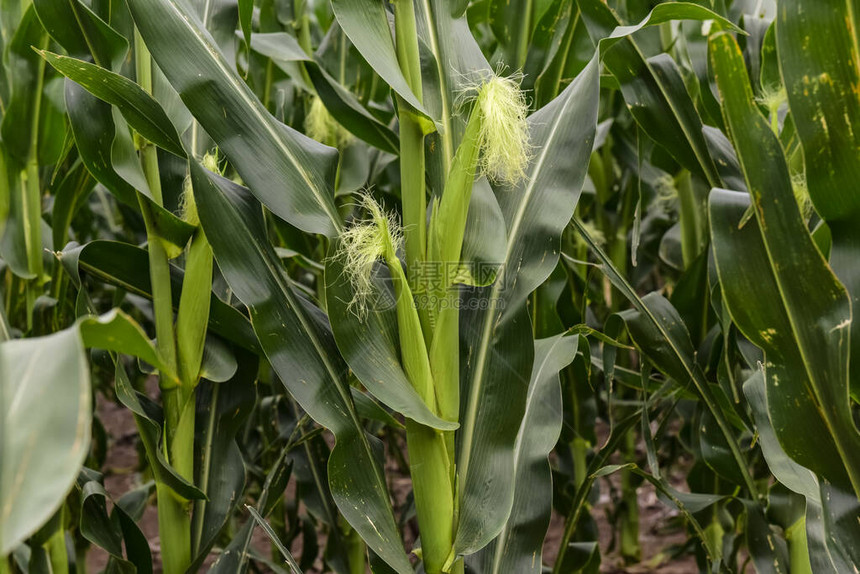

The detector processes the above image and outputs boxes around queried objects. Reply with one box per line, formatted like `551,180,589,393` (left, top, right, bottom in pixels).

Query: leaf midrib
489,334,570,574
46,53,184,156
154,0,342,231
457,70,581,499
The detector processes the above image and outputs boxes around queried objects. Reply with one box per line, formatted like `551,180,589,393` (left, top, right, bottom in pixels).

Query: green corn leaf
112,360,206,501
574,220,758,496
0,6,46,162
39,51,186,158
59,240,260,354
777,0,860,400
743,371,819,501
64,82,196,255
474,333,578,573
196,336,238,383
127,0,342,237
246,506,302,574
244,31,399,154
31,0,128,70
237,0,252,57
209,453,293,573
78,477,153,573
331,0,433,123
50,162,95,252
414,0,493,182
0,159,39,280
710,190,850,488
189,351,258,572
744,371,860,572
78,308,179,384
709,30,860,498
0,327,90,555
190,161,414,574
553,413,639,572
578,0,737,187
454,50,598,557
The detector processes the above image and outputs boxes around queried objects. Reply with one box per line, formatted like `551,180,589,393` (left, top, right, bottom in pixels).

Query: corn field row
1,0,858,573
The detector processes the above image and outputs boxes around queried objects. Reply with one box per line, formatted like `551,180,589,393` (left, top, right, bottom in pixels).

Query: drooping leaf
190,161,413,573
78,308,179,384
776,0,860,400
709,31,860,497
78,476,153,573
0,327,90,555
64,82,195,254
127,0,342,237
40,51,186,158
710,190,850,489
60,240,259,354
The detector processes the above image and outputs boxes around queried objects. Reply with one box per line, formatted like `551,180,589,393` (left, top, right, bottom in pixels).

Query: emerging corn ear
427,72,531,439
180,154,218,228
338,193,454,573
337,194,434,406
430,72,531,283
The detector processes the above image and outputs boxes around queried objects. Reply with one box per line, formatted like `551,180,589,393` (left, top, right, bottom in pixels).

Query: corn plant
1,0,859,573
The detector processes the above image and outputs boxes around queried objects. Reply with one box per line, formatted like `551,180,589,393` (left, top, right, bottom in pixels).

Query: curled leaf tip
476,73,531,185
338,193,403,317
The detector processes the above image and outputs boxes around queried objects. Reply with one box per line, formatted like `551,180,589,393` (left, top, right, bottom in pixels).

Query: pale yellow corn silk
475,73,531,185
306,96,335,143
653,173,678,203
791,172,814,220
180,177,199,227
181,152,221,227
338,193,404,317
202,152,220,173
756,85,787,116
306,96,352,147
